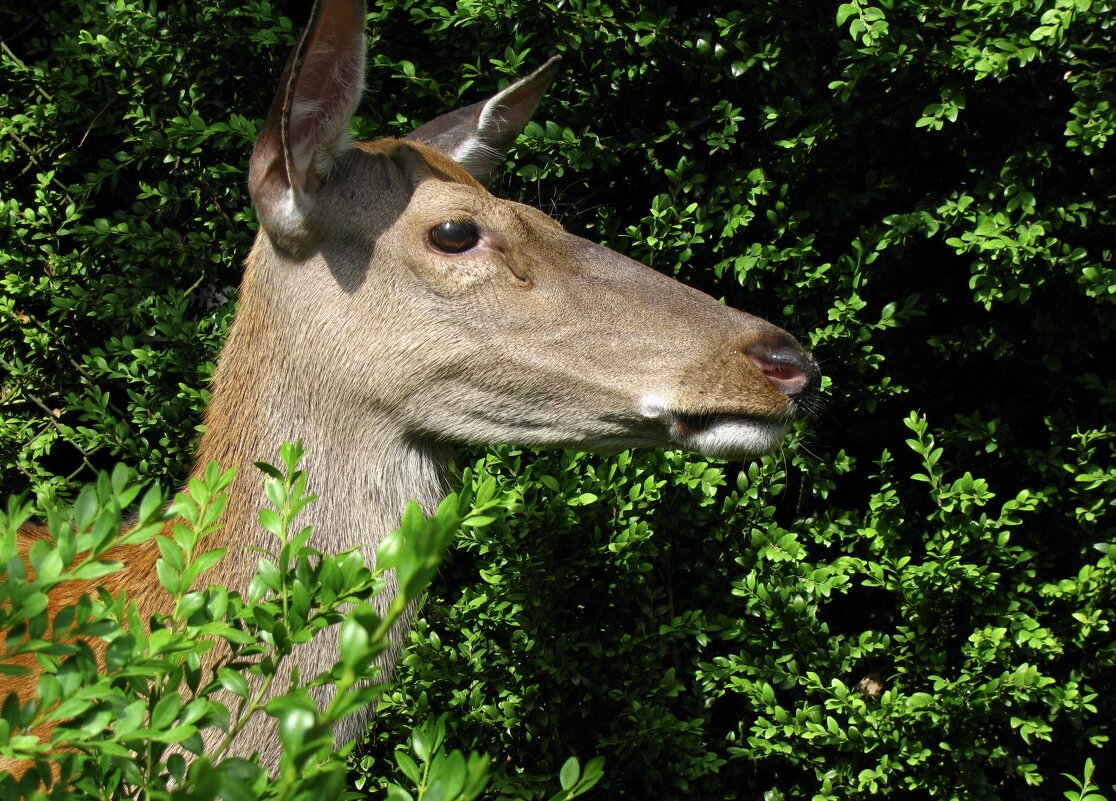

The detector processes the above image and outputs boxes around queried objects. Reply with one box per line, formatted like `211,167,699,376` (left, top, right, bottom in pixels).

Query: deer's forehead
356,137,482,186
408,179,494,215
350,140,561,237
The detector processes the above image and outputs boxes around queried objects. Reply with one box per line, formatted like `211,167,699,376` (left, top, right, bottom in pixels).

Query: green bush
2,1,1113,799
2,446,599,800
0,443,494,798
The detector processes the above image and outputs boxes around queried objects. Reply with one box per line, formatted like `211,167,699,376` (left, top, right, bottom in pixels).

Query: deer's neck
192,248,450,590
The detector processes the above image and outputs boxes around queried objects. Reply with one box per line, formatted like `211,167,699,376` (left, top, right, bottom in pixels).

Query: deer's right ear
249,0,367,244
406,56,561,184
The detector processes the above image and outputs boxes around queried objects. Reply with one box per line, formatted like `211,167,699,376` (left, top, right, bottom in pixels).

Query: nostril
746,344,819,399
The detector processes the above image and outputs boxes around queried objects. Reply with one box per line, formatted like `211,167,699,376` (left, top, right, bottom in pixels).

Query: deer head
219,1,818,501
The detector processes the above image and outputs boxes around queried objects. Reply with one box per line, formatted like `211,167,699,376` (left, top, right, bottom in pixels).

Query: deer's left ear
249,0,366,245
406,56,561,184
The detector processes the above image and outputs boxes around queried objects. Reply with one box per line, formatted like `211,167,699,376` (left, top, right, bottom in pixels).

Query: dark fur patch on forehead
356,138,487,190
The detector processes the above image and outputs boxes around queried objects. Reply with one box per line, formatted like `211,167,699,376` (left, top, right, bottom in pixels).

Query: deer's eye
429,220,480,253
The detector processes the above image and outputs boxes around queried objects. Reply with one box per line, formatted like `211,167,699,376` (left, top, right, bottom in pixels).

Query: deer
1,0,819,776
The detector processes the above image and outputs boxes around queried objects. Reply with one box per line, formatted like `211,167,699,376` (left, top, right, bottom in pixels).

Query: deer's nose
746,342,820,400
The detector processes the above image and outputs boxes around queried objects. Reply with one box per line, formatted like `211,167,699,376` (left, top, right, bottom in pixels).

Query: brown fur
2,529,167,685
1,527,167,778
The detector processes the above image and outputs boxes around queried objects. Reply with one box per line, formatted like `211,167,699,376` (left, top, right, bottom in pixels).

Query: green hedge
2,1,1113,798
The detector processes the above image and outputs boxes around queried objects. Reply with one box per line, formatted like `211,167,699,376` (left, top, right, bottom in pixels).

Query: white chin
637,394,790,459
674,418,789,459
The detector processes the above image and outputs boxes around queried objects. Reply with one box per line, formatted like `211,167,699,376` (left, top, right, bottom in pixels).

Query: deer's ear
249,0,366,239
406,56,561,184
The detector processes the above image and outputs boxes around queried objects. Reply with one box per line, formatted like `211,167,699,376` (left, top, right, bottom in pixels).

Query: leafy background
1,0,1113,798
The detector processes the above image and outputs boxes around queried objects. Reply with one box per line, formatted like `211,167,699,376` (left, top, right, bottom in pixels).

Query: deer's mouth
673,411,757,439
667,412,790,458
638,396,791,459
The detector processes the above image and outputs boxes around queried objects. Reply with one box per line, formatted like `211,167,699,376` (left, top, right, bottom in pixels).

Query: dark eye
429,220,480,253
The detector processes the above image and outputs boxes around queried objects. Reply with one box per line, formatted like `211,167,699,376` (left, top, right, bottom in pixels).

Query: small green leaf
395,750,422,785
386,786,414,801
560,756,580,790
219,668,249,699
